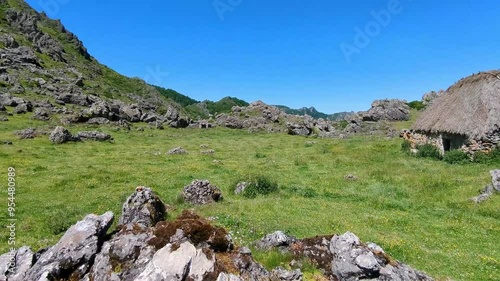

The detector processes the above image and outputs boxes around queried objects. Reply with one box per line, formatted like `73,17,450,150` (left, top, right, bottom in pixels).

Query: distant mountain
275,105,330,119
329,111,355,121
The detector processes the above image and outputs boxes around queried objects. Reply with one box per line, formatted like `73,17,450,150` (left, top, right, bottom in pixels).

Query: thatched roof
412,70,500,139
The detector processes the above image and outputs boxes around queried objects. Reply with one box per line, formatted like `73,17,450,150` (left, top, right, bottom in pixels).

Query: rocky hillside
0,0,194,127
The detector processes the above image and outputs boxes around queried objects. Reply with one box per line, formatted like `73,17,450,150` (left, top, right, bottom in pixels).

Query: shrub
46,209,74,235
473,149,500,164
237,175,279,198
337,120,349,130
407,100,426,110
443,150,470,164
416,144,442,160
401,140,412,154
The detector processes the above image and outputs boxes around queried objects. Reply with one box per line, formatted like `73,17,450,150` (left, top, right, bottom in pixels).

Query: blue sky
25,0,500,113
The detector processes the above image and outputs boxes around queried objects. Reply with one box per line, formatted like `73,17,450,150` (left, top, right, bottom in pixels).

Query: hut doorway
443,138,451,152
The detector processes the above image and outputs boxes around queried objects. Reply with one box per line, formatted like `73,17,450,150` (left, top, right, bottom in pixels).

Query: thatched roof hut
413,70,500,140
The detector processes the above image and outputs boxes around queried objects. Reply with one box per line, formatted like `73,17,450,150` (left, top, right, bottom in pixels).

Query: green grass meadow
0,112,499,281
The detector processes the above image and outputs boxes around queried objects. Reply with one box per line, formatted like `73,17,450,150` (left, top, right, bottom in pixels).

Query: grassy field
0,112,499,281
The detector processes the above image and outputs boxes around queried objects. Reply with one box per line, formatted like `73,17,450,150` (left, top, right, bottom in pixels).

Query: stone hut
408,70,500,154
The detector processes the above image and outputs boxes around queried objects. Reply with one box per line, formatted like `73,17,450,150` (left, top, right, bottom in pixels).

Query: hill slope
0,0,188,118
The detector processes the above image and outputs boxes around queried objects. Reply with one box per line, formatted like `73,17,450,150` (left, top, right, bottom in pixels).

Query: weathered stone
217,273,244,281
76,131,113,142
182,180,222,205
330,232,433,281
255,231,296,250
15,128,37,139
344,174,359,181
49,126,76,144
119,186,166,228
234,182,248,195
32,107,50,121
201,149,215,155
0,246,34,281
13,102,32,114
120,104,142,122
134,241,215,281
287,122,311,136
88,228,156,281
25,212,114,281
87,117,110,125
168,147,187,155
271,267,303,281
361,99,410,122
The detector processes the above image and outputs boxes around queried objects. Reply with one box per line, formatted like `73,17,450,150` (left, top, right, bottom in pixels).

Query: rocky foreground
0,187,433,281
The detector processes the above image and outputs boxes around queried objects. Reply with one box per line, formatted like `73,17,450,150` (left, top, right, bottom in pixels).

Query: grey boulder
182,180,223,205
255,231,296,250
49,126,76,144
330,232,433,281
118,186,166,228
134,241,215,281
0,246,35,281
25,212,114,281
76,131,113,142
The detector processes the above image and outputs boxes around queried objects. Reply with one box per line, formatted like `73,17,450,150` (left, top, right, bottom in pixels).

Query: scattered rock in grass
119,186,166,228
32,108,50,121
137,127,145,131
168,147,187,155
471,169,500,203
305,141,317,146
234,182,249,195
330,232,433,281
87,117,110,125
76,131,113,142
201,149,215,155
255,231,296,250
0,116,8,121
3,140,13,145
15,128,37,139
212,160,223,165
13,102,32,114
49,126,77,144
200,144,209,149
182,180,222,205
344,174,359,181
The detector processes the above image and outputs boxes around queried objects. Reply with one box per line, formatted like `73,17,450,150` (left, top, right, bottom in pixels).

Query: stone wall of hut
401,130,500,155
